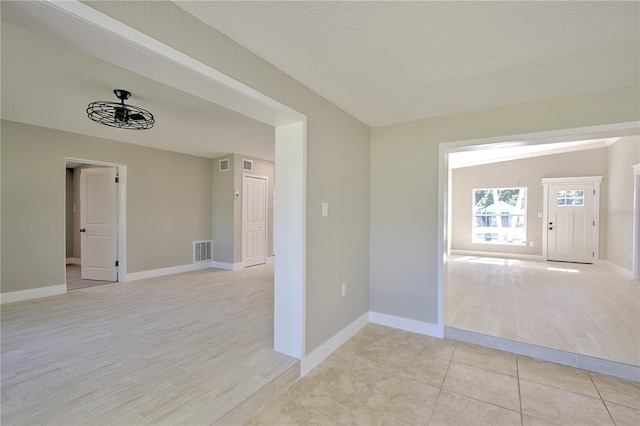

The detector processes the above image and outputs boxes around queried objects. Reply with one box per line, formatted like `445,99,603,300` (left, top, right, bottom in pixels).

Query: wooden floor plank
1,264,298,425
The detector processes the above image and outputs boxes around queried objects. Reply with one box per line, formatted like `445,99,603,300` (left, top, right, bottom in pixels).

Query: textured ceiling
175,1,640,127
0,20,275,161
2,1,638,163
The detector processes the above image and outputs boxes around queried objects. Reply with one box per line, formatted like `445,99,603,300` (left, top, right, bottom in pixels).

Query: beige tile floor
446,256,640,366
249,324,640,425
1,264,297,425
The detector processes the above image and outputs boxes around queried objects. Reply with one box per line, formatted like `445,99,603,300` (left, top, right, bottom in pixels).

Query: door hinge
115,177,119,183
593,220,596,226
592,252,595,257
593,189,595,195
115,260,119,267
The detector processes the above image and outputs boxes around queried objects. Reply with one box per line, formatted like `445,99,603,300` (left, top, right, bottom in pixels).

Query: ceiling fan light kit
87,89,155,130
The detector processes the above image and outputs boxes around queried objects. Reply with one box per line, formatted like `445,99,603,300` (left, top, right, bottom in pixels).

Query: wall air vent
243,159,253,172
193,240,213,263
219,159,230,172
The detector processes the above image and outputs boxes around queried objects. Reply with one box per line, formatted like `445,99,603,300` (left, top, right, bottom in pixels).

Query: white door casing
543,177,602,264
80,167,118,281
242,175,267,267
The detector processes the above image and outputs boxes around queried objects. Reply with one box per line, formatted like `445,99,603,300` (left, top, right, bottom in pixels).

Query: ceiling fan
87,89,155,130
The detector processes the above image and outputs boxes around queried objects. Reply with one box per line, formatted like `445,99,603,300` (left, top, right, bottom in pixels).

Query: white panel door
547,183,597,263
80,167,118,281
242,175,267,267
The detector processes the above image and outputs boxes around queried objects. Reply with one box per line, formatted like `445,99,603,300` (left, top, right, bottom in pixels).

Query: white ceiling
1,1,638,163
176,1,640,127
0,19,275,161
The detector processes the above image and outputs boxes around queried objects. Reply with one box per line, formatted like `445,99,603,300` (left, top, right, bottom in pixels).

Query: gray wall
16,1,372,355
606,136,640,271
212,155,235,264
1,120,213,293
451,148,609,257
371,86,640,325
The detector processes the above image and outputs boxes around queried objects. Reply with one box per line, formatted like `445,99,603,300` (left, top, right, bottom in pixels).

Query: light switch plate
322,202,329,217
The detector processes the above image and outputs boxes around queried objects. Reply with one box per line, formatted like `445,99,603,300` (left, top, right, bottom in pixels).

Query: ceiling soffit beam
1,0,304,127
449,138,621,169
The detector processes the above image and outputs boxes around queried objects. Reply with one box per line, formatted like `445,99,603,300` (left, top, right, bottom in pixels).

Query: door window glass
556,190,584,207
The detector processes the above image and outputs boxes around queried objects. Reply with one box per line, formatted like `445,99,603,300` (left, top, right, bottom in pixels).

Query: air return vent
242,159,253,172
193,240,212,263
219,159,229,172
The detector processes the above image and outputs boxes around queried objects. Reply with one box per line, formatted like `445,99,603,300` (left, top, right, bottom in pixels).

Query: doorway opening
439,122,640,368
7,0,306,360
65,158,128,290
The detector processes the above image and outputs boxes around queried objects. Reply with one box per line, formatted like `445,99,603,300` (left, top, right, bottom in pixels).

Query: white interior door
547,183,597,263
80,167,118,281
242,175,267,267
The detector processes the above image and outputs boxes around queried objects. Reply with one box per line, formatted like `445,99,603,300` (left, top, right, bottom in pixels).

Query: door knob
79,228,86,233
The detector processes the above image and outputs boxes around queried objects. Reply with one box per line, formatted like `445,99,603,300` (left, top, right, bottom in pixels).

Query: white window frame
472,187,527,246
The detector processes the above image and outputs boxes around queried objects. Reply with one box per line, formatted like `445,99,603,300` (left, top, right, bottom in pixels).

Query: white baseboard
597,260,633,279
1,284,67,304
301,312,369,377
66,257,81,265
369,312,443,338
215,258,273,270
450,249,545,262
126,262,213,282
211,261,243,271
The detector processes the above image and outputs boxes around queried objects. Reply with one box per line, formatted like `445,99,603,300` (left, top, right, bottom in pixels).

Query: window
473,187,527,244
556,189,584,206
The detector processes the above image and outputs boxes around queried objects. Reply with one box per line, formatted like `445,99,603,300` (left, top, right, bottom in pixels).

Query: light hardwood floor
446,255,640,367
1,264,298,425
